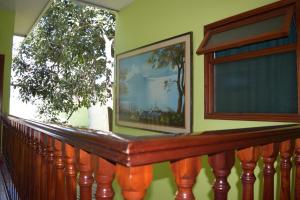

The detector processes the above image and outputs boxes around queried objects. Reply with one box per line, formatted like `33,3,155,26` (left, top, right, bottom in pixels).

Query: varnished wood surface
279,140,294,200
171,157,201,200
65,143,77,200
262,143,278,200
197,5,294,54
116,164,152,200
199,0,300,123
2,116,300,200
295,139,300,200
79,149,94,200
237,147,261,200
95,157,115,200
208,151,234,200
54,139,66,200
2,114,300,167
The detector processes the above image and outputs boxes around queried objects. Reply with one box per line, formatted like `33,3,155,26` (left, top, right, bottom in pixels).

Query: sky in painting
119,51,179,113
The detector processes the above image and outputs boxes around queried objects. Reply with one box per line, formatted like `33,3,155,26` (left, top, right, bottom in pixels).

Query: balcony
0,114,300,199
1,0,300,199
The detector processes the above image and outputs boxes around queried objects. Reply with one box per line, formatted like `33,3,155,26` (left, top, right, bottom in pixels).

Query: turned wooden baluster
279,140,294,200
208,151,235,200
35,131,43,200
7,125,12,167
29,128,35,200
47,136,55,200
237,146,261,200
20,125,25,198
79,149,94,200
295,139,300,200
32,131,42,200
15,124,21,197
16,124,21,197
262,143,278,200
10,124,16,200
21,125,28,199
171,157,201,200
116,164,153,200
54,139,66,200
41,134,48,200
65,143,77,200
17,124,24,198
95,157,115,200
24,127,31,199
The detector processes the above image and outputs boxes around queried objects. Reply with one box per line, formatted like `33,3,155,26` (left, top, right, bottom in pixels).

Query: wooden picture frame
116,33,192,134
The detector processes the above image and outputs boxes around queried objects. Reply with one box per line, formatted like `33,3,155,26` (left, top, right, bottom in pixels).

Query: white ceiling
0,0,133,36
0,0,52,36
76,0,134,11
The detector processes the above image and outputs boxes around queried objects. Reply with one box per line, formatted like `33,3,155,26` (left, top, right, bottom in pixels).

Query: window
197,0,300,122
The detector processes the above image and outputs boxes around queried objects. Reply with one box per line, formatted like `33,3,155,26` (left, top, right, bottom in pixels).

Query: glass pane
215,17,297,58
214,51,297,113
207,15,285,48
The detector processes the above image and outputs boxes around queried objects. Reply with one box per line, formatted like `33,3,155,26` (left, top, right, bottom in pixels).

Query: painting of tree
148,43,185,113
116,33,191,134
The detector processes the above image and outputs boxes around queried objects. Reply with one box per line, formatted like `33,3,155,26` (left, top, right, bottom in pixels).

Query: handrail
2,114,299,166
2,113,300,200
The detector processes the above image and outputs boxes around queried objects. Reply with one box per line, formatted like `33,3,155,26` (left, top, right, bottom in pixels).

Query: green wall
0,9,14,114
113,0,287,199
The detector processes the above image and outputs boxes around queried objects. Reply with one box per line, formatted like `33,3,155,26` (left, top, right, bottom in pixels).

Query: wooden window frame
197,5,294,54
197,0,300,122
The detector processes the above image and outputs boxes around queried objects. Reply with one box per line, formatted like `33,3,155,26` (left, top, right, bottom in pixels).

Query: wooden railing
1,114,300,200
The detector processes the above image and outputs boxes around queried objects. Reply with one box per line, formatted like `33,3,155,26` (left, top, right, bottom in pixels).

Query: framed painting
116,32,192,134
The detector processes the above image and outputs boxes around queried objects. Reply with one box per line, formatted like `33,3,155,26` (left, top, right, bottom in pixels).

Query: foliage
12,0,115,122
148,43,185,113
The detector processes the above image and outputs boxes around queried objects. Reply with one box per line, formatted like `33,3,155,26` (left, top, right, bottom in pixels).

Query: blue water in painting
119,51,181,113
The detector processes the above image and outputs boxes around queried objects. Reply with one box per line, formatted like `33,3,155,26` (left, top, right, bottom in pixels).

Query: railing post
18,124,24,198
208,151,235,200
295,138,300,200
33,130,42,200
262,143,278,200
36,131,44,200
171,157,201,200
237,146,261,200
29,128,35,200
279,140,294,200
95,157,115,200
65,143,77,200
21,125,28,199
79,149,94,200
54,139,66,200
41,134,48,200
116,164,153,200
24,127,31,199
47,136,55,200
15,123,21,198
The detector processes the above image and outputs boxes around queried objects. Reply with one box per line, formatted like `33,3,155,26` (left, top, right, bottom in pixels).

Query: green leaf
12,0,115,123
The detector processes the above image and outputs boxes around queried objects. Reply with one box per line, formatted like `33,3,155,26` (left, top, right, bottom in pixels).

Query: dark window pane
214,51,297,113
207,15,285,48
